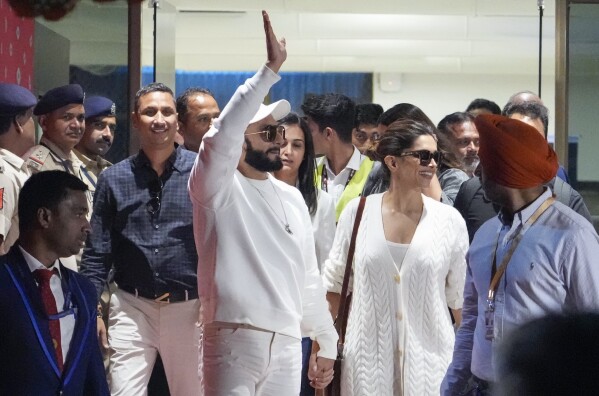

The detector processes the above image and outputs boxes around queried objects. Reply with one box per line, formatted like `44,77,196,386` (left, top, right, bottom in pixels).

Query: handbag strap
335,196,366,344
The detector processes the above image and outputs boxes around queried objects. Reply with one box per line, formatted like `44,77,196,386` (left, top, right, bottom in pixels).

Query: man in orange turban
442,114,599,395
476,114,558,191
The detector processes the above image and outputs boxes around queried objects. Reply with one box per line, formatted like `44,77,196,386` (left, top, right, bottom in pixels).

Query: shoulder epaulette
25,146,51,171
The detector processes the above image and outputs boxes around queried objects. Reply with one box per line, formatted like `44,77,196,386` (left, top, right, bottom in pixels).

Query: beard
462,156,480,177
244,138,283,172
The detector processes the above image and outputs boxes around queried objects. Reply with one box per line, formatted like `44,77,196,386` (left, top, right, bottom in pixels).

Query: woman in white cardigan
323,119,469,396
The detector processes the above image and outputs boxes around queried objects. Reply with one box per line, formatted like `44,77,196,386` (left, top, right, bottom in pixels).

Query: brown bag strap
335,196,366,344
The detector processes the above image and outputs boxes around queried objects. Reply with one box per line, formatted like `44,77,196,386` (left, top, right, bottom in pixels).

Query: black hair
375,119,437,179
278,112,318,216
134,82,174,113
502,101,549,136
0,108,29,135
176,87,215,122
466,98,501,115
354,103,384,128
19,171,88,233
377,103,435,128
301,93,355,144
435,131,462,172
437,112,475,138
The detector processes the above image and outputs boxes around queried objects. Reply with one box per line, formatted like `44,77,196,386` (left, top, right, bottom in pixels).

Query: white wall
372,72,556,134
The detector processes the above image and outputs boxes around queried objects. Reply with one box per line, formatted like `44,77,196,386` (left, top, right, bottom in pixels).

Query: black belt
119,285,198,303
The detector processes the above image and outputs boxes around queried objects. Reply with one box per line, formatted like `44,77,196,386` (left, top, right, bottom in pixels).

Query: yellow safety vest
315,157,374,221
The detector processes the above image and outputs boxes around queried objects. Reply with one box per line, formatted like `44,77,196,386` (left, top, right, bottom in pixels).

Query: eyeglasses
246,125,286,142
353,130,381,145
146,178,163,216
399,150,442,166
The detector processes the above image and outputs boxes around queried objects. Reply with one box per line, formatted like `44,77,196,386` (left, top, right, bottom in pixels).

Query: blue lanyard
4,263,93,387
79,165,97,189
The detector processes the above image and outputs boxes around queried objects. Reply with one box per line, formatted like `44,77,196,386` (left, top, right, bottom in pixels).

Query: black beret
34,84,84,116
84,96,116,120
0,83,37,116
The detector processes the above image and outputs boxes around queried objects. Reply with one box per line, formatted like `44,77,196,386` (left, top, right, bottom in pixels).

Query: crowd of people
1,10,599,396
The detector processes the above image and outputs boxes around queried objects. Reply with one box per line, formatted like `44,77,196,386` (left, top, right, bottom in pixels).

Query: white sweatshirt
188,65,338,359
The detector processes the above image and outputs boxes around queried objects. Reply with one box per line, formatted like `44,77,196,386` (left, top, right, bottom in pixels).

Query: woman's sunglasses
246,125,286,142
399,150,442,166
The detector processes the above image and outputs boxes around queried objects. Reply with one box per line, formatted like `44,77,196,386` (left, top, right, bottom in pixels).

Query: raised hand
263,10,287,73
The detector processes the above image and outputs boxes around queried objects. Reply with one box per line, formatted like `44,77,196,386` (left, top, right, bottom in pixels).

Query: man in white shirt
302,94,374,221
189,11,337,395
0,83,37,254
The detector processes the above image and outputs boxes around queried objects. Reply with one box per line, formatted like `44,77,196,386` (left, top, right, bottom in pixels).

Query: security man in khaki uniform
74,95,115,180
0,83,37,254
24,84,96,214
24,84,94,270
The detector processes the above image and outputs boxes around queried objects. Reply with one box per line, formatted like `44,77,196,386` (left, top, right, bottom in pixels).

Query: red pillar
0,0,34,88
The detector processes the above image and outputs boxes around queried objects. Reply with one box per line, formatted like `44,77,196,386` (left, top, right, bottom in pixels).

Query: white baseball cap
249,100,291,124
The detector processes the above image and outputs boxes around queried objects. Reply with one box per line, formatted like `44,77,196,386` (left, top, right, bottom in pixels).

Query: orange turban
474,114,558,188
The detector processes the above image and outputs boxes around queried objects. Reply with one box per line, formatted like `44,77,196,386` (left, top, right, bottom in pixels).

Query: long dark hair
278,112,318,215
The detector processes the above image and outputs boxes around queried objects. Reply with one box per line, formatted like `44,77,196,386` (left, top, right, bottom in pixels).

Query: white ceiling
142,0,557,75
39,0,557,75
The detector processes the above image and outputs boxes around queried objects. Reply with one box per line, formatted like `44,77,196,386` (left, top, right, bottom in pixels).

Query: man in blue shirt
80,83,200,395
442,114,599,395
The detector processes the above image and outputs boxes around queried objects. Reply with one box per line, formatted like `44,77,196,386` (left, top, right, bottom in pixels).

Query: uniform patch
0,188,4,210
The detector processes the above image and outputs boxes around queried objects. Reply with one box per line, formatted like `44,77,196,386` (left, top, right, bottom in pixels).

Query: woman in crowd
273,112,336,396
323,119,469,395
273,112,336,268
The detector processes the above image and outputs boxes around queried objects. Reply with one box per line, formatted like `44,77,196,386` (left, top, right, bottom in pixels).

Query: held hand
97,317,109,350
308,353,335,389
262,10,287,73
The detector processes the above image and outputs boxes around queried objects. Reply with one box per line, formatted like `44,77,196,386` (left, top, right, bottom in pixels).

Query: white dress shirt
20,246,75,364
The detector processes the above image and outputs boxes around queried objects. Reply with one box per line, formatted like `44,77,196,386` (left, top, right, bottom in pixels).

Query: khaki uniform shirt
0,149,30,255
24,137,96,217
73,149,112,181
24,138,96,271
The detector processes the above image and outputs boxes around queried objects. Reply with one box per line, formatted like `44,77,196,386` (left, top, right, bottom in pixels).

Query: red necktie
34,268,64,372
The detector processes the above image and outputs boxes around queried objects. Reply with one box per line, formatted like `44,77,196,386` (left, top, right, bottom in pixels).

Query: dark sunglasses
246,125,286,142
399,150,442,166
146,178,163,216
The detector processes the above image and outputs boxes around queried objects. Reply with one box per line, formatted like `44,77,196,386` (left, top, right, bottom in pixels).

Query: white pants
108,289,201,396
200,322,302,396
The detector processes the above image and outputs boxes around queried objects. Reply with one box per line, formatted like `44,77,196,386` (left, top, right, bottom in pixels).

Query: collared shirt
0,149,30,254
80,146,198,300
25,137,95,219
442,188,599,394
20,246,75,364
73,149,112,180
321,147,365,204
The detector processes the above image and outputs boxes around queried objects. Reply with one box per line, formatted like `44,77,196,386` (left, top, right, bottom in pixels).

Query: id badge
484,300,495,341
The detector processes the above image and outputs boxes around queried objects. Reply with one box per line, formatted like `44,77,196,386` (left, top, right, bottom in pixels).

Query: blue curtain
143,67,373,112
70,66,372,162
